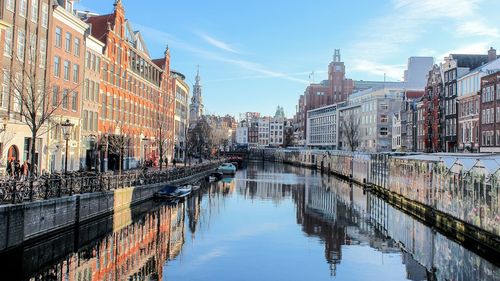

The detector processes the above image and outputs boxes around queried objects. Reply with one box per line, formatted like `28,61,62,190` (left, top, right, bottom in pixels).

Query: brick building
85,0,173,171
46,1,87,172
479,71,500,152
297,49,354,140
423,64,444,152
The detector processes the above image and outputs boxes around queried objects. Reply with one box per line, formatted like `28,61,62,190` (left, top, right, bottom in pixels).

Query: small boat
173,186,192,198
154,185,178,199
217,163,236,174
207,172,224,182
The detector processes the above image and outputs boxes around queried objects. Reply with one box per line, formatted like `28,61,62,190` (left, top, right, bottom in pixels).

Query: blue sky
76,0,500,118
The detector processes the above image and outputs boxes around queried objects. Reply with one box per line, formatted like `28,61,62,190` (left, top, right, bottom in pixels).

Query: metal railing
0,160,224,204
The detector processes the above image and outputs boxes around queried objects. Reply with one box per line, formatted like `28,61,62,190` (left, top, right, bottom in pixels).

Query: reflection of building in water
27,202,186,281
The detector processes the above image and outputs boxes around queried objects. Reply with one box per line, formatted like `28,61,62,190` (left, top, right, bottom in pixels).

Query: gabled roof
152,59,165,69
85,13,115,44
450,54,490,69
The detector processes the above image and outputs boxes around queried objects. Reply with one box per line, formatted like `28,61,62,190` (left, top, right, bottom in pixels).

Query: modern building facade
306,103,342,149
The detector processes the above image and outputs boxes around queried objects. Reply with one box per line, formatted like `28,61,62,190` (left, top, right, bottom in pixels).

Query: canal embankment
0,162,220,252
248,149,500,256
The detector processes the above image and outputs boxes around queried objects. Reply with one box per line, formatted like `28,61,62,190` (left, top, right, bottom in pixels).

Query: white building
340,86,404,152
269,117,284,147
172,71,190,161
306,103,342,149
392,113,402,151
404,57,434,90
258,117,270,146
236,126,248,145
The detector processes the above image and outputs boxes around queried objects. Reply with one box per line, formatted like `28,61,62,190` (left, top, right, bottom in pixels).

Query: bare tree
154,111,169,170
283,126,296,148
340,113,361,152
187,118,212,160
104,121,130,175
1,38,79,177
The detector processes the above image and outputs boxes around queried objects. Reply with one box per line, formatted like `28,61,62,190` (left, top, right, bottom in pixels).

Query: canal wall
0,167,215,252
249,148,500,255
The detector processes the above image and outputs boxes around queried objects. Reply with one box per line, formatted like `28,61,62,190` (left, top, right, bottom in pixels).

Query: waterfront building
236,124,248,145
171,70,189,161
85,0,172,171
80,34,105,171
248,122,259,147
404,57,434,90
457,48,500,152
479,70,500,152
46,1,87,172
392,112,402,151
423,64,444,152
258,117,270,146
269,116,284,147
297,49,354,140
306,103,343,149
341,86,404,152
441,53,492,152
0,0,52,174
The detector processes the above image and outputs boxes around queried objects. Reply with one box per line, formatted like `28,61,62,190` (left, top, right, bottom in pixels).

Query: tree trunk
30,129,36,177
119,147,122,175
159,144,163,171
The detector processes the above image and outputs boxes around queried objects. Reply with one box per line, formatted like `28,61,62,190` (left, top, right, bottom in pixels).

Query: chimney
488,47,497,62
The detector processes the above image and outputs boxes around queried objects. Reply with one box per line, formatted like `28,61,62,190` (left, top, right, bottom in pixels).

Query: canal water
1,161,499,281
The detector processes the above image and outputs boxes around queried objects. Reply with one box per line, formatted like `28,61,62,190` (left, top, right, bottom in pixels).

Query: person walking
172,158,177,167
6,159,12,177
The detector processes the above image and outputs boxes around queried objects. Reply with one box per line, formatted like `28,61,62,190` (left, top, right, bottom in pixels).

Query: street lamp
88,134,97,171
61,119,74,174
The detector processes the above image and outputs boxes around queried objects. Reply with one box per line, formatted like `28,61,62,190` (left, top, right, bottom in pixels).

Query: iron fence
0,161,223,204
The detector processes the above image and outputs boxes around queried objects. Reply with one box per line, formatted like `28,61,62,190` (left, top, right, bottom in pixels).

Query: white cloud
197,32,240,54
135,23,308,84
456,21,500,38
436,41,492,63
205,71,326,83
350,59,406,81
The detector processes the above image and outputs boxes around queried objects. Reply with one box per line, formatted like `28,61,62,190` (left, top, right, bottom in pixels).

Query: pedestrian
14,160,21,179
6,159,12,177
33,163,38,178
172,158,176,167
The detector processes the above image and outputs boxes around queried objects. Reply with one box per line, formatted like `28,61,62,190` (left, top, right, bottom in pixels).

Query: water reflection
0,162,499,280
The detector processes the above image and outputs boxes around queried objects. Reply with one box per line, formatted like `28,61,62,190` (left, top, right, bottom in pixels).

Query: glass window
73,64,79,83
55,27,62,48
5,0,14,11
62,90,69,109
39,38,46,68
41,3,48,28
54,56,60,77
1,70,10,109
31,0,38,22
83,110,88,130
74,38,80,56
64,60,70,80
17,30,25,60
4,27,12,56
65,32,71,52
71,92,78,111
52,86,59,107
19,0,27,17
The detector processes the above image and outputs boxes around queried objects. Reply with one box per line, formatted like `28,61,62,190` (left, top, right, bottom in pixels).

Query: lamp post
88,134,97,171
61,119,74,174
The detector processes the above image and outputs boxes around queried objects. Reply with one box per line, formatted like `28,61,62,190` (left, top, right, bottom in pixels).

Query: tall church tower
189,66,204,124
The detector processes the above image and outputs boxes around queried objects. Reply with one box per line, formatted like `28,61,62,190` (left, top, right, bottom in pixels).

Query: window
17,30,25,60
62,89,68,109
39,39,46,68
41,3,48,28
65,32,71,52
28,33,36,64
4,27,12,56
71,92,77,111
31,0,38,22
72,64,79,83
84,79,89,100
380,127,388,136
83,110,88,130
93,81,99,101
89,111,93,131
19,0,27,17
54,56,60,77
52,86,59,107
380,114,388,123
63,60,70,80
5,0,14,11
1,70,10,109
74,38,80,56
55,27,62,48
